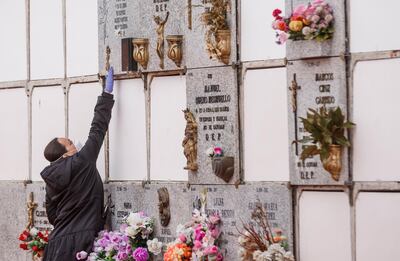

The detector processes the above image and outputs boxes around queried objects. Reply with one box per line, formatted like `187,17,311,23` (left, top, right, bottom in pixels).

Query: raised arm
79,67,115,162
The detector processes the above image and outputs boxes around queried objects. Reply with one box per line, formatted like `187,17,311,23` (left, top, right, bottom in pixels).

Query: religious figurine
26,192,38,229
157,187,171,227
182,109,198,171
154,12,170,69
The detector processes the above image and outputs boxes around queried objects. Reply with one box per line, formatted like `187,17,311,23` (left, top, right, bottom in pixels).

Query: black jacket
41,92,114,261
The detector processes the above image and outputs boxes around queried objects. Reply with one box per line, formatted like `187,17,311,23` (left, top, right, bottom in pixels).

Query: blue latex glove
104,67,114,93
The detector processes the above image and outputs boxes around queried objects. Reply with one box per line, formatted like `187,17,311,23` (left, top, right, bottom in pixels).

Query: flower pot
215,29,231,65
132,38,149,70
212,156,234,183
166,35,183,67
322,144,342,181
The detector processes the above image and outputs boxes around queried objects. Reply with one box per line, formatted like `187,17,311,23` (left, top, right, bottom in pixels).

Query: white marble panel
243,68,289,181
150,76,187,181
0,88,28,180
109,79,147,180
31,86,65,180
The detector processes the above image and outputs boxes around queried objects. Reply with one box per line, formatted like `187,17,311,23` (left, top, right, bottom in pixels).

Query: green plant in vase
296,106,355,181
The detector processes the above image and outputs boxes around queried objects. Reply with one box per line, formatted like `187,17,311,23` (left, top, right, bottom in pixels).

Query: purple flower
76,251,88,260
133,247,149,261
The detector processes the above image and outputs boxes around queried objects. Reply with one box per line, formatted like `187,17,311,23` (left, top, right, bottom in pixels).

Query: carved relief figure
157,187,171,227
182,109,198,171
154,12,170,69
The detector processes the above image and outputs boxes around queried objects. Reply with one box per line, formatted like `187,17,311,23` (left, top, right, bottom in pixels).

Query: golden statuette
154,12,170,69
26,192,38,230
182,109,198,171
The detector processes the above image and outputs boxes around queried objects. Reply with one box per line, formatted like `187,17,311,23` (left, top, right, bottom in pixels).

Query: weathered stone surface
26,182,54,232
186,66,240,184
190,183,293,260
287,57,349,185
0,182,31,261
285,0,346,60
184,0,237,68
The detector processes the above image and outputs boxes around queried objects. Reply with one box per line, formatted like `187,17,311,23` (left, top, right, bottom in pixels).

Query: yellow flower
289,20,303,32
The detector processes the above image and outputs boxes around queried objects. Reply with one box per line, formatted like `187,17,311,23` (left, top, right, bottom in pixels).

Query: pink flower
178,234,187,243
278,32,288,44
193,240,202,250
195,230,206,241
209,214,221,225
204,246,219,255
133,247,149,261
214,147,223,156
217,253,224,261
76,251,88,260
211,228,220,238
293,4,307,17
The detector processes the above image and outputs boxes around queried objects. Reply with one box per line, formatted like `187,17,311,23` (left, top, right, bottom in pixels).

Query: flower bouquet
18,227,49,258
272,0,334,44
83,211,162,261
165,209,224,261
238,203,294,261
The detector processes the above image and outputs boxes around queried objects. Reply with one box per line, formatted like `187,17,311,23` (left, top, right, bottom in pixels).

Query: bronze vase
212,156,234,183
166,35,183,67
215,29,231,65
132,38,149,70
322,144,342,181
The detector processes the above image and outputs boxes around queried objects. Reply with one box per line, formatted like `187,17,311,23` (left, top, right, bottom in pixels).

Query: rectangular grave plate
186,66,240,184
287,57,348,185
190,183,293,260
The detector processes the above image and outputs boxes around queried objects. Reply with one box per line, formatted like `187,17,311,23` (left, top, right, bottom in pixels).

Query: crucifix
154,12,170,69
289,73,301,156
26,192,38,230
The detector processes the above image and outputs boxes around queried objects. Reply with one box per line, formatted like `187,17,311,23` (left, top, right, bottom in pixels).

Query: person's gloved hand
104,67,114,93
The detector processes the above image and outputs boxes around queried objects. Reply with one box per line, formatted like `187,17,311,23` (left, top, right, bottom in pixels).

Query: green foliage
296,107,355,161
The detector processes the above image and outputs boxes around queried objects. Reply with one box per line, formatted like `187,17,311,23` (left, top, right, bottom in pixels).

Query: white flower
324,14,333,23
284,252,295,261
269,243,286,254
253,250,263,260
30,227,39,236
126,212,143,226
302,26,311,36
206,147,215,157
125,225,139,237
147,238,163,255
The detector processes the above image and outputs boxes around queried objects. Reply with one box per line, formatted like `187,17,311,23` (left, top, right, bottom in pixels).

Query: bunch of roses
272,0,334,44
79,212,162,261
165,209,224,261
18,227,49,258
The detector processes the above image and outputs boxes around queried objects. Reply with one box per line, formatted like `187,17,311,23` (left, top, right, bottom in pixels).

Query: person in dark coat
40,67,115,261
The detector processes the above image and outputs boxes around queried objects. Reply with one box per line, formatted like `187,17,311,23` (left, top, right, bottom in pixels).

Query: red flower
37,231,44,239
19,243,28,250
272,9,282,17
18,233,27,241
32,246,39,252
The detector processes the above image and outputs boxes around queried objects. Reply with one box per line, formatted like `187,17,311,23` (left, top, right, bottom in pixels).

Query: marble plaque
142,183,192,249
186,66,240,184
190,183,293,260
184,0,238,68
287,57,348,185
107,182,144,230
0,182,30,261
98,0,140,73
285,0,346,60
26,183,54,232
98,0,186,73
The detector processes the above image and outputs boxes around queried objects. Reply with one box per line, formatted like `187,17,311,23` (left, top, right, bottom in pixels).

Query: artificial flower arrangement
206,146,223,158
272,0,334,44
237,203,294,261
18,227,49,258
164,209,224,261
78,211,162,261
